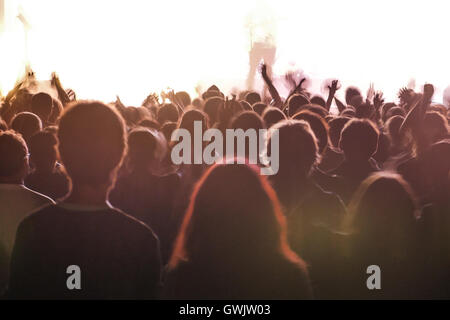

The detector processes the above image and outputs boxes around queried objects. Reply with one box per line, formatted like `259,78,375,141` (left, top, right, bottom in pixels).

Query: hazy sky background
1,0,449,105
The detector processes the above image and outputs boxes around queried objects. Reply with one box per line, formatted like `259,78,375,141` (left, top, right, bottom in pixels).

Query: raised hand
423,83,434,101
325,80,340,111
373,91,384,109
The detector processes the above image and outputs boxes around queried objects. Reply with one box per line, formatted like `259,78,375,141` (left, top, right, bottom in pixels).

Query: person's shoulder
15,203,60,233
22,185,55,205
108,206,159,243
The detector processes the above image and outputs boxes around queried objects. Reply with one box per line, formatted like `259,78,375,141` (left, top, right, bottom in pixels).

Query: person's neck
64,183,110,206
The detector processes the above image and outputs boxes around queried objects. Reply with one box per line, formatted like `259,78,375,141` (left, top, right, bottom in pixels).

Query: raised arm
326,80,339,111
260,64,283,109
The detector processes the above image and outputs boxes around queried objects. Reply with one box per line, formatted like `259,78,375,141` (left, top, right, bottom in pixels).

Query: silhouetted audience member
31,92,53,127
25,131,70,200
8,102,161,299
10,112,42,143
328,118,380,203
164,164,312,299
0,131,54,292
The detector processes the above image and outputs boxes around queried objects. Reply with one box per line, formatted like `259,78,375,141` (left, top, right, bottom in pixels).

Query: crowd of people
0,66,449,299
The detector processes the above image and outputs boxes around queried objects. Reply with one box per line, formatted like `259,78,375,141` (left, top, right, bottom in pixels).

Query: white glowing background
1,0,449,105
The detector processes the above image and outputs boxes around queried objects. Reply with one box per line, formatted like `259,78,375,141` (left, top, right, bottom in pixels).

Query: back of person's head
161,121,177,142
384,106,405,121
293,110,329,154
328,116,351,148
28,131,58,172
347,172,417,248
422,111,449,145
239,100,252,111
179,109,209,136
31,92,53,124
169,163,304,270
301,103,329,118
0,130,28,180
385,115,404,143
192,98,203,110
203,97,224,125
252,102,267,116
49,97,64,124
10,112,42,142
287,94,310,117
269,120,319,178
340,118,379,161
262,107,286,128
421,139,450,189
126,128,167,171
157,103,179,125
345,86,362,105
202,86,224,100
138,118,161,131
230,110,265,131
340,107,356,118
175,91,191,108
245,91,261,106
310,95,326,108
57,101,126,186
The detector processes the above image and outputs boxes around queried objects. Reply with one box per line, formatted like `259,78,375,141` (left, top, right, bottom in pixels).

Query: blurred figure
164,164,312,299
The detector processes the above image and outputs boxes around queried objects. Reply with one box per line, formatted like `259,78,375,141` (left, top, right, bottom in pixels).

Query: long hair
168,163,306,272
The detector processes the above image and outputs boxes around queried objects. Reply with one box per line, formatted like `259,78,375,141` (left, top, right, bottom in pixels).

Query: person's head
310,95,326,108
262,107,286,128
340,118,379,161
126,128,167,172
293,110,329,154
179,109,209,136
10,112,42,143
28,131,58,172
345,86,362,105
422,111,449,145
346,172,418,252
138,118,161,131
239,100,252,111
252,102,267,116
340,107,356,118
300,103,329,118
203,96,224,125
169,163,305,270
385,115,405,144
230,110,265,131
175,91,191,108
245,91,261,106
384,106,405,121
328,116,351,148
0,130,29,183
202,85,224,100
287,94,310,117
269,119,319,180
57,101,126,190
157,103,179,125
31,92,53,125
160,121,177,142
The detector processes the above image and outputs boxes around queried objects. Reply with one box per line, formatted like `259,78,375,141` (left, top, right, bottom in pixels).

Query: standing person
8,102,161,299
0,131,54,293
164,164,312,299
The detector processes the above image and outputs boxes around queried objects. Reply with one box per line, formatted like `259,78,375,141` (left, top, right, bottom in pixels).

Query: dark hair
245,91,261,106
0,130,28,177
252,102,267,116
10,112,42,142
328,116,351,148
231,111,265,131
169,163,306,271
57,101,126,186
293,110,329,154
31,92,53,123
161,121,178,142
345,86,362,105
127,128,166,170
310,95,326,108
203,97,224,125
157,103,179,125
287,94,310,117
340,118,379,160
262,107,286,128
175,91,191,108
28,131,58,171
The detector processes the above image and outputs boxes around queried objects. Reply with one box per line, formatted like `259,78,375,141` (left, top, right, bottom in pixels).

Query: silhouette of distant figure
164,164,312,299
8,102,161,299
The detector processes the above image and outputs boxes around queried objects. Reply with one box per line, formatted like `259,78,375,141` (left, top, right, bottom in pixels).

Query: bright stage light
1,0,449,105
